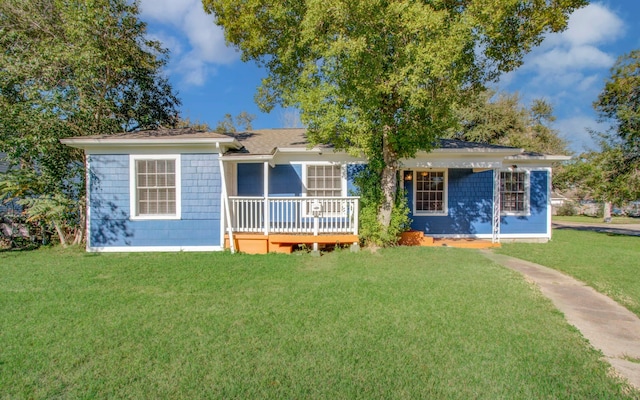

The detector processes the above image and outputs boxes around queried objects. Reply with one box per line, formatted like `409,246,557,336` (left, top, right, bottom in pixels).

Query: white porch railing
228,196,359,235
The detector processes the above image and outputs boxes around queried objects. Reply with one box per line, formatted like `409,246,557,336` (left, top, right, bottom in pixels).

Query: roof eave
60,137,241,150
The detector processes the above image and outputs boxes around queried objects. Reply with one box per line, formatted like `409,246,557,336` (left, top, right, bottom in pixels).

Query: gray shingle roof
70,127,232,141
227,128,332,155
227,130,523,155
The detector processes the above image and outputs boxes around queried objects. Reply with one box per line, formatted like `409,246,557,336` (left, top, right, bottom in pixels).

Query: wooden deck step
399,231,500,249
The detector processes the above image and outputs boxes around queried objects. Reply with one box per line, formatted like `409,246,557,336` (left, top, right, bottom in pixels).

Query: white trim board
88,246,224,253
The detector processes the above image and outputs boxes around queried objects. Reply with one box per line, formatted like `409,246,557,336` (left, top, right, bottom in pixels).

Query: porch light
404,171,413,181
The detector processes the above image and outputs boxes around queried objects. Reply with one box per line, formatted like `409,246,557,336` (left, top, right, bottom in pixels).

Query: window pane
500,172,527,213
135,159,177,216
307,165,341,197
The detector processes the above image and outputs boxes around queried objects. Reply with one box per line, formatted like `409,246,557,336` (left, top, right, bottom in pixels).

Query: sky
138,1,640,153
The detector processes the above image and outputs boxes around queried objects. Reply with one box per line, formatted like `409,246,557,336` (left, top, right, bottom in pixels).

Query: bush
350,165,411,247
556,201,576,216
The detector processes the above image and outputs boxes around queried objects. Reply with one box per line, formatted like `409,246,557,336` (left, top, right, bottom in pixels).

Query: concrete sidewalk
481,250,640,389
552,221,640,237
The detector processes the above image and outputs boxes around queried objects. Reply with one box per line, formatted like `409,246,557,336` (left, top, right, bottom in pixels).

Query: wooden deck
225,233,359,254
225,231,500,254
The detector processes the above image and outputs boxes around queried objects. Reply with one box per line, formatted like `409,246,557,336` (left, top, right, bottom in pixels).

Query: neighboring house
61,128,569,253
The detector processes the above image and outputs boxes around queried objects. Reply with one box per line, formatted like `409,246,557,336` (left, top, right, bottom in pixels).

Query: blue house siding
406,169,493,235
405,168,549,237
88,153,221,249
237,163,263,196
500,170,548,235
237,163,304,196
269,164,302,196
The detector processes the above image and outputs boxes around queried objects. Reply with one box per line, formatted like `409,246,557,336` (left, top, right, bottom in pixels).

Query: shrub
350,164,411,247
556,201,576,216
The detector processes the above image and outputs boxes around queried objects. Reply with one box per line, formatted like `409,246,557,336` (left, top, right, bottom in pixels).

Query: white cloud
555,115,609,152
139,0,238,86
530,45,615,72
562,3,625,46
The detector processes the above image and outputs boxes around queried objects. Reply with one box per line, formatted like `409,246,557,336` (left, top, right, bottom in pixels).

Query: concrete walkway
481,250,640,389
552,221,640,237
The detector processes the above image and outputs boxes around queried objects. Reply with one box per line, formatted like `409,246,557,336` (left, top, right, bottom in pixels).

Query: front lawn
499,229,640,318
1,246,637,398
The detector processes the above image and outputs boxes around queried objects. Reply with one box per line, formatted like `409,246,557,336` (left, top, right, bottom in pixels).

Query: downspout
217,143,235,253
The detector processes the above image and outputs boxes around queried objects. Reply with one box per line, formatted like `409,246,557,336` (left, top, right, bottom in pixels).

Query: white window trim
299,162,348,217
129,154,182,220
300,162,347,198
411,169,448,217
500,169,530,217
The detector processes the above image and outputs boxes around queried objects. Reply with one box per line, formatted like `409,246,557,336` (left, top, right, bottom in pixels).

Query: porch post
492,168,501,243
263,161,269,236
217,144,235,253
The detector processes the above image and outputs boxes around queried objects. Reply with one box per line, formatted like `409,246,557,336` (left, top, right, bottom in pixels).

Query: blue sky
139,1,640,153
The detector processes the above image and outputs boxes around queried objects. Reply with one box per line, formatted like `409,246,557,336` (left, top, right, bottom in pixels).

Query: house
61,128,569,253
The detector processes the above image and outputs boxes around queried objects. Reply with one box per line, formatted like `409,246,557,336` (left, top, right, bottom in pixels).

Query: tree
0,0,181,246
555,50,640,221
203,0,585,232
595,50,640,155
214,111,256,133
449,90,569,155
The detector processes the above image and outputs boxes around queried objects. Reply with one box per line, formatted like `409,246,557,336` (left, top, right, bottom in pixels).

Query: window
414,170,447,215
130,155,181,219
306,164,343,197
500,170,529,215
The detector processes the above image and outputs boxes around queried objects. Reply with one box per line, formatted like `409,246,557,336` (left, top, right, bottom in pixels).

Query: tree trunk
73,200,85,245
378,128,398,229
603,201,612,223
53,221,68,248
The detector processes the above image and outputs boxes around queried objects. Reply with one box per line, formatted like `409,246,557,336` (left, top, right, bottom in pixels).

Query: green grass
553,215,640,224
499,229,640,318
1,246,637,399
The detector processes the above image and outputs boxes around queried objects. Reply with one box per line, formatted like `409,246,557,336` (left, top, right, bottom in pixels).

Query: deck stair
399,231,500,249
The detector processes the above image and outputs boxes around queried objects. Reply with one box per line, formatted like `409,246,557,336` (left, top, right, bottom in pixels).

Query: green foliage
0,0,181,245
175,117,212,131
594,49,640,153
556,201,577,217
351,165,411,246
203,0,585,229
556,50,640,205
449,89,569,155
214,111,256,133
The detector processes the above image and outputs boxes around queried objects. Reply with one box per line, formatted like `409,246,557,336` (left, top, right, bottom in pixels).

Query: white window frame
411,169,448,216
300,162,347,217
500,169,530,216
301,163,347,198
129,154,181,220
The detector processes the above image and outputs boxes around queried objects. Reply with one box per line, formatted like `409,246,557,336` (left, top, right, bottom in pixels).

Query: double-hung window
500,170,529,215
306,164,343,197
130,155,181,219
413,170,447,215
304,164,345,216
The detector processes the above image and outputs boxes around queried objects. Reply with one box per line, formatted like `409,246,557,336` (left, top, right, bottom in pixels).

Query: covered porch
222,195,360,254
